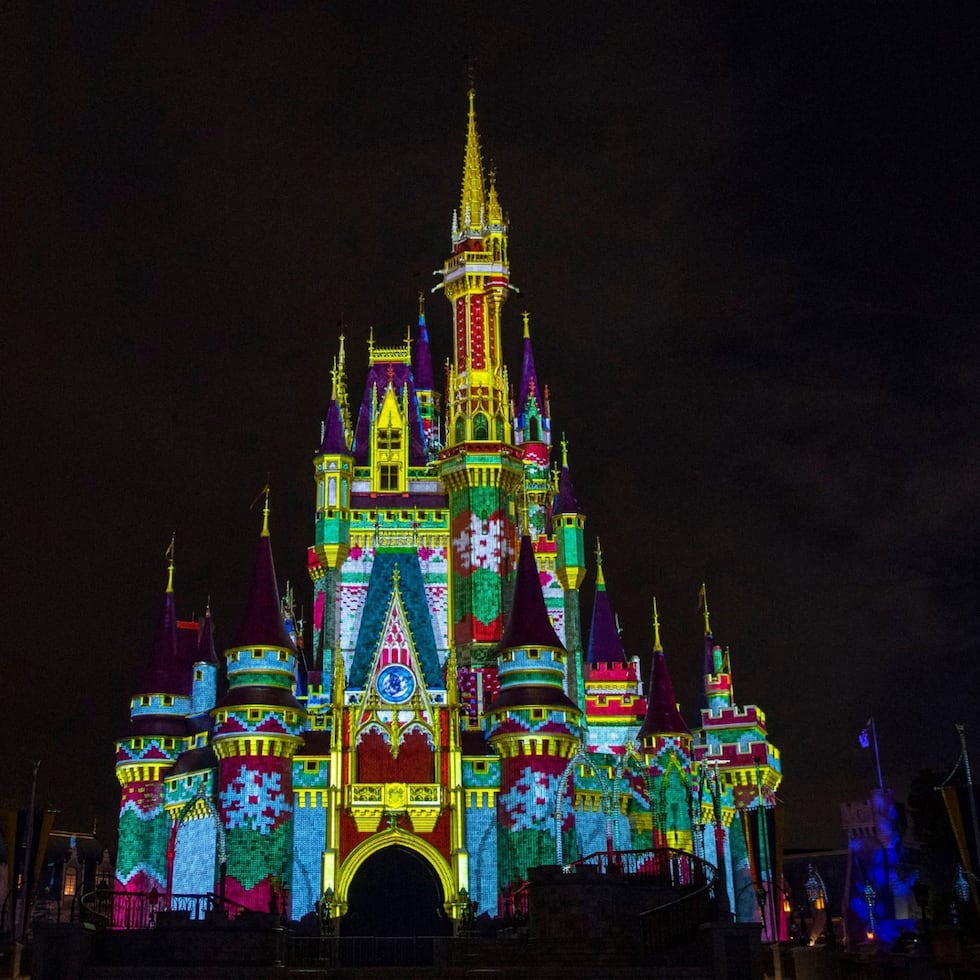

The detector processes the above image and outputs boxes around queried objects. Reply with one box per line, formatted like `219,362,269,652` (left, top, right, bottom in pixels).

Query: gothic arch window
473,413,489,440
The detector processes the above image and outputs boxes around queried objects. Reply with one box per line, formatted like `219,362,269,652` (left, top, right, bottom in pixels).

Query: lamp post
804,864,832,945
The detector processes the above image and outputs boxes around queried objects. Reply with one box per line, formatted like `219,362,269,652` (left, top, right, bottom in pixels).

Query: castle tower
436,90,523,662
487,536,581,902
212,499,307,913
693,587,782,926
115,550,190,898
552,441,587,711
312,351,355,702
582,541,645,754
637,599,694,851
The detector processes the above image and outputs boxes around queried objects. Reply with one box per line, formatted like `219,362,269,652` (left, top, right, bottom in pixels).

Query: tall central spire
439,88,512,447
459,89,485,236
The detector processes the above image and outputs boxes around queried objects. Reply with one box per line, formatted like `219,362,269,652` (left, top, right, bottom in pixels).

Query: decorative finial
251,477,272,537
165,533,175,593
392,564,401,589
594,537,605,587
652,596,663,652
698,582,711,636
561,433,569,469
522,310,530,338
418,291,425,319
595,537,603,567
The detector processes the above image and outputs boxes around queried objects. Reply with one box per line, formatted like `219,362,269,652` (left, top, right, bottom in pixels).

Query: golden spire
460,88,485,234
418,290,425,319
165,533,175,593
699,582,711,635
252,478,271,537
487,168,503,225
652,596,663,652
594,537,605,587
522,310,530,339
560,433,569,469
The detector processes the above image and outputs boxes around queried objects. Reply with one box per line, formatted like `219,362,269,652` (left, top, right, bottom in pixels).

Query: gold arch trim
334,827,458,918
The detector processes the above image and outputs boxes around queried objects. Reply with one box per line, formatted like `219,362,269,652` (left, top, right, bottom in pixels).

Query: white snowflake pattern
219,766,292,834
453,514,512,574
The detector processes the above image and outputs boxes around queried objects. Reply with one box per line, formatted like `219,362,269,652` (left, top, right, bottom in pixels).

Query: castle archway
336,832,454,937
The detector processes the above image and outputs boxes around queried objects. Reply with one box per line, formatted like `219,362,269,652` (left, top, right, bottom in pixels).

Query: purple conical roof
496,535,564,652
196,607,218,665
586,574,625,664
231,531,296,651
638,648,689,738
319,398,350,455
552,465,579,516
518,329,543,418
413,313,434,391
138,588,189,695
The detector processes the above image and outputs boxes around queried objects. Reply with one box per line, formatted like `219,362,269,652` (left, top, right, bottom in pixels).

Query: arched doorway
341,845,451,937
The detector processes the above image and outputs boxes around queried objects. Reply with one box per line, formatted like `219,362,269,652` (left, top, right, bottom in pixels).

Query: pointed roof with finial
195,601,218,665
517,311,544,419
231,487,296,652
552,436,579,515
138,535,189,695
319,348,352,454
638,597,690,737
413,292,434,391
459,88,486,236
495,534,565,653
586,538,626,664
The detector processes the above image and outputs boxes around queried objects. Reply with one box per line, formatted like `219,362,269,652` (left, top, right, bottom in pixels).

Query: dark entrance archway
341,844,451,937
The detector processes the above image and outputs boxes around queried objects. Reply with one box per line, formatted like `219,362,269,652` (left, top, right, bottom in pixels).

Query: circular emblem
376,664,416,704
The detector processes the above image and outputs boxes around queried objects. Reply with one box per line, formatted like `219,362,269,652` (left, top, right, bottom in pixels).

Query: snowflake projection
500,767,562,831
220,766,292,834
453,514,513,574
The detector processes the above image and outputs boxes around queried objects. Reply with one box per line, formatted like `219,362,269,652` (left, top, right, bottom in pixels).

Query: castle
114,91,783,936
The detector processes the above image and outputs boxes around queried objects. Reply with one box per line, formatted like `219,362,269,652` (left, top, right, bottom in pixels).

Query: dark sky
3,4,979,851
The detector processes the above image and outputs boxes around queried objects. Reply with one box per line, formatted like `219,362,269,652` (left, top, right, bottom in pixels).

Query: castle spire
653,595,663,653
232,503,295,651
459,88,485,237
638,617,689,739
586,537,625,665
517,310,543,418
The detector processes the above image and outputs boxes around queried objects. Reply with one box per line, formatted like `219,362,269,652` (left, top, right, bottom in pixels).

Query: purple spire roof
196,607,218,665
319,398,350,454
517,327,543,417
495,535,565,653
138,588,189,696
552,465,579,516
413,312,434,391
586,574,625,665
638,648,689,738
231,531,296,651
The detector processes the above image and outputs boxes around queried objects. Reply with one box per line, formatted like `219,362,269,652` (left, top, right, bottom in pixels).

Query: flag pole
871,717,883,789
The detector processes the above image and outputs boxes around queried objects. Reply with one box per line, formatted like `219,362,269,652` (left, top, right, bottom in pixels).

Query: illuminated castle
114,91,783,934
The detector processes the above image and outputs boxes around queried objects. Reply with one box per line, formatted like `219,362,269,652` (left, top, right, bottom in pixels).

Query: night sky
4,4,979,852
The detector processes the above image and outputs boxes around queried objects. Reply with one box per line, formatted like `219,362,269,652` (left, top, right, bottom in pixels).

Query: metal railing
565,846,714,887
80,890,249,930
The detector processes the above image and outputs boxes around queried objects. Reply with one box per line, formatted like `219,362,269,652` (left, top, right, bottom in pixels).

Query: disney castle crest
115,92,783,934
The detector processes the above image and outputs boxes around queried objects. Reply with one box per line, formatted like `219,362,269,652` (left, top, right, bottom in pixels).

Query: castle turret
115,548,189,898
487,536,581,901
311,345,355,701
412,294,440,454
637,599,693,850
212,496,306,913
552,440,587,711
436,90,522,660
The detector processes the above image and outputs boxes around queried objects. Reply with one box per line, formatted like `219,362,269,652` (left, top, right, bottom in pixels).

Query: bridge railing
80,890,249,930
564,847,714,887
